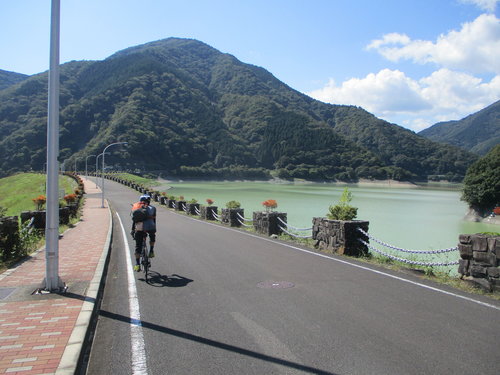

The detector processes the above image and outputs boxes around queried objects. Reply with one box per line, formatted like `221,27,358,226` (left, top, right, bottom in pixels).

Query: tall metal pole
95,152,109,188
73,157,80,174
85,155,96,178
44,0,63,291
101,142,127,208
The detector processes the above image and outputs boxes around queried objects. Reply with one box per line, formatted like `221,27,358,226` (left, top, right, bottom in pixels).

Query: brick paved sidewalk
0,178,112,375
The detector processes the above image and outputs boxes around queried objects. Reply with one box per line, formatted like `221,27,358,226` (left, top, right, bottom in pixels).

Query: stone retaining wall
221,208,244,227
458,233,500,292
253,212,287,236
312,218,369,257
200,206,218,221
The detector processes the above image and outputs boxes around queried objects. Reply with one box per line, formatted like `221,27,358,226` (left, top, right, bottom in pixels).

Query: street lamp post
101,142,127,208
73,157,80,174
85,154,96,178
95,153,108,188
44,0,63,291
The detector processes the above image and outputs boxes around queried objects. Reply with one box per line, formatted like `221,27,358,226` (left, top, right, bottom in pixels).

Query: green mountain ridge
0,37,477,181
0,69,29,91
419,100,500,155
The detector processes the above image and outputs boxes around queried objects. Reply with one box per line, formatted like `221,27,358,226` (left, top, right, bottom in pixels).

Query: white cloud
367,14,500,74
307,69,500,131
460,0,499,12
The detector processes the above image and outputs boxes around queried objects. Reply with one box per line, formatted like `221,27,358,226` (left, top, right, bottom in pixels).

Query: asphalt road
86,179,500,375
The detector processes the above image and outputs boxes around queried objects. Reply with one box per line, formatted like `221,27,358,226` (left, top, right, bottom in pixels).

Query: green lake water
159,181,498,270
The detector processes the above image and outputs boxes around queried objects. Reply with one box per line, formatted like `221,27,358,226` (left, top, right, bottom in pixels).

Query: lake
159,180,498,271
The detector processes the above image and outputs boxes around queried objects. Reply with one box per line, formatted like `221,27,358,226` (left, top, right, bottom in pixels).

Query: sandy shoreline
157,177,461,189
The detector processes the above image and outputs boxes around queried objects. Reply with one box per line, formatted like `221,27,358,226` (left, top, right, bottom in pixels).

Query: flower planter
186,203,200,215
312,218,369,256
176,201,186,212
253,211,287,236
221,208,244,227
200,206,218,220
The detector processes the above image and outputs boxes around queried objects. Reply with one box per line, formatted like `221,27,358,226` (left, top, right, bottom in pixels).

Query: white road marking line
116,213,148,375
184,214,500,312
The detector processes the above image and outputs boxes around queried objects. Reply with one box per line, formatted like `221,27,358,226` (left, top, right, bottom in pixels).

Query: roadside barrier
277,217,312,239
236,212,253,227
356,227,459,266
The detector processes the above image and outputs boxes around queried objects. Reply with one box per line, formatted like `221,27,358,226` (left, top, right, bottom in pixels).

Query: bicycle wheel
142,240,149,281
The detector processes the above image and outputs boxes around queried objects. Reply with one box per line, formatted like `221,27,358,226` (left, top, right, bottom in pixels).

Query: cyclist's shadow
141,272,193,287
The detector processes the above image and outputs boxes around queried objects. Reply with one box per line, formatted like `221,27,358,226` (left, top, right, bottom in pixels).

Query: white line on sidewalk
116,213,149,375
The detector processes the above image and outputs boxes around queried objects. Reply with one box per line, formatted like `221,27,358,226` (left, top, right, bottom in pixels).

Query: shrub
32,195,46,211
262,199,277,212
64,194,77,204
226,200,241,209
0,206,6,218
179,196,185,201
206,198,214,205
327,188,358,221
187,198,198,204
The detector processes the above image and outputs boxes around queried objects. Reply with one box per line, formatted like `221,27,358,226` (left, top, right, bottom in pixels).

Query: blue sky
1,0,499,131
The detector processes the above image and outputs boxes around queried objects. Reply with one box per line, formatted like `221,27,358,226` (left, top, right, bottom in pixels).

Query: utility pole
44,0,63,291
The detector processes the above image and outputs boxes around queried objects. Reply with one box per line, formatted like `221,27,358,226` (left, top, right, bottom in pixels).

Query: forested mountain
0,38,477,181
0,69,28,91
419,100,500,155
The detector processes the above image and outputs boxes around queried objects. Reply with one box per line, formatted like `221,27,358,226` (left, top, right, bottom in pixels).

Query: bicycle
140,235,150,282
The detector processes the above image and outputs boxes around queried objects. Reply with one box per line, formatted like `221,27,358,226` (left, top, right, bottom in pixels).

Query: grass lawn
0,173,78,217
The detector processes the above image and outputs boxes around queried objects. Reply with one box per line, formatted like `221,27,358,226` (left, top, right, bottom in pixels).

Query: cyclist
131,194,157,272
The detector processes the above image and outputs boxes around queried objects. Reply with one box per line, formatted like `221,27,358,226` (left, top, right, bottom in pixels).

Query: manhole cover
257,281,294,289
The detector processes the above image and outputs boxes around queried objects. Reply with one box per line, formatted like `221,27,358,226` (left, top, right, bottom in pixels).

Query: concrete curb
55,201,113,375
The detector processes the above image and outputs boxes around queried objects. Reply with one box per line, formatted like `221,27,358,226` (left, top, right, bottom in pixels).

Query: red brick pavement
0,178,111,375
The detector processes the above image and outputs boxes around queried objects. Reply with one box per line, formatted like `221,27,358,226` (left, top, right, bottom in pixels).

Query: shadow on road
99,309,337,375
138,272,193,288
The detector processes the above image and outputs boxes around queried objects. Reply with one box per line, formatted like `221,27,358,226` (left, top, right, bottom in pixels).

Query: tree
461,145,500,212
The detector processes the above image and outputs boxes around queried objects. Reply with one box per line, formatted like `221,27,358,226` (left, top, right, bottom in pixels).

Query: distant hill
419,100,500,155
0,38,476,181
0,69,28,91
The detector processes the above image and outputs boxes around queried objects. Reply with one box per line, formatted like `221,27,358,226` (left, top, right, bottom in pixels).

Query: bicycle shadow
139,272,193,288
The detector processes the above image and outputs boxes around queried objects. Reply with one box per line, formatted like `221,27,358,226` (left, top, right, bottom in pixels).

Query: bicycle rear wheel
142,240,149,281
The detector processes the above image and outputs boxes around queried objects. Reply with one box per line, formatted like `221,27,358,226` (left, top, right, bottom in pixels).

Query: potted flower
262,199,277,212
32,195,46,211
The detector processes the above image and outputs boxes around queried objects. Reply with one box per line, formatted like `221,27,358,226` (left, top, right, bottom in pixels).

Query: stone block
459,234,471,244
471,235,488,251
473,251,496,266
458,259,470,276
490,278,500,292
470,264,488,278
487,267,500,278
487,237,500,254
458,244,473,259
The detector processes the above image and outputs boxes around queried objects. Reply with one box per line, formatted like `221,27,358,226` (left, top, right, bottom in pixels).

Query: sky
1,0,499,132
